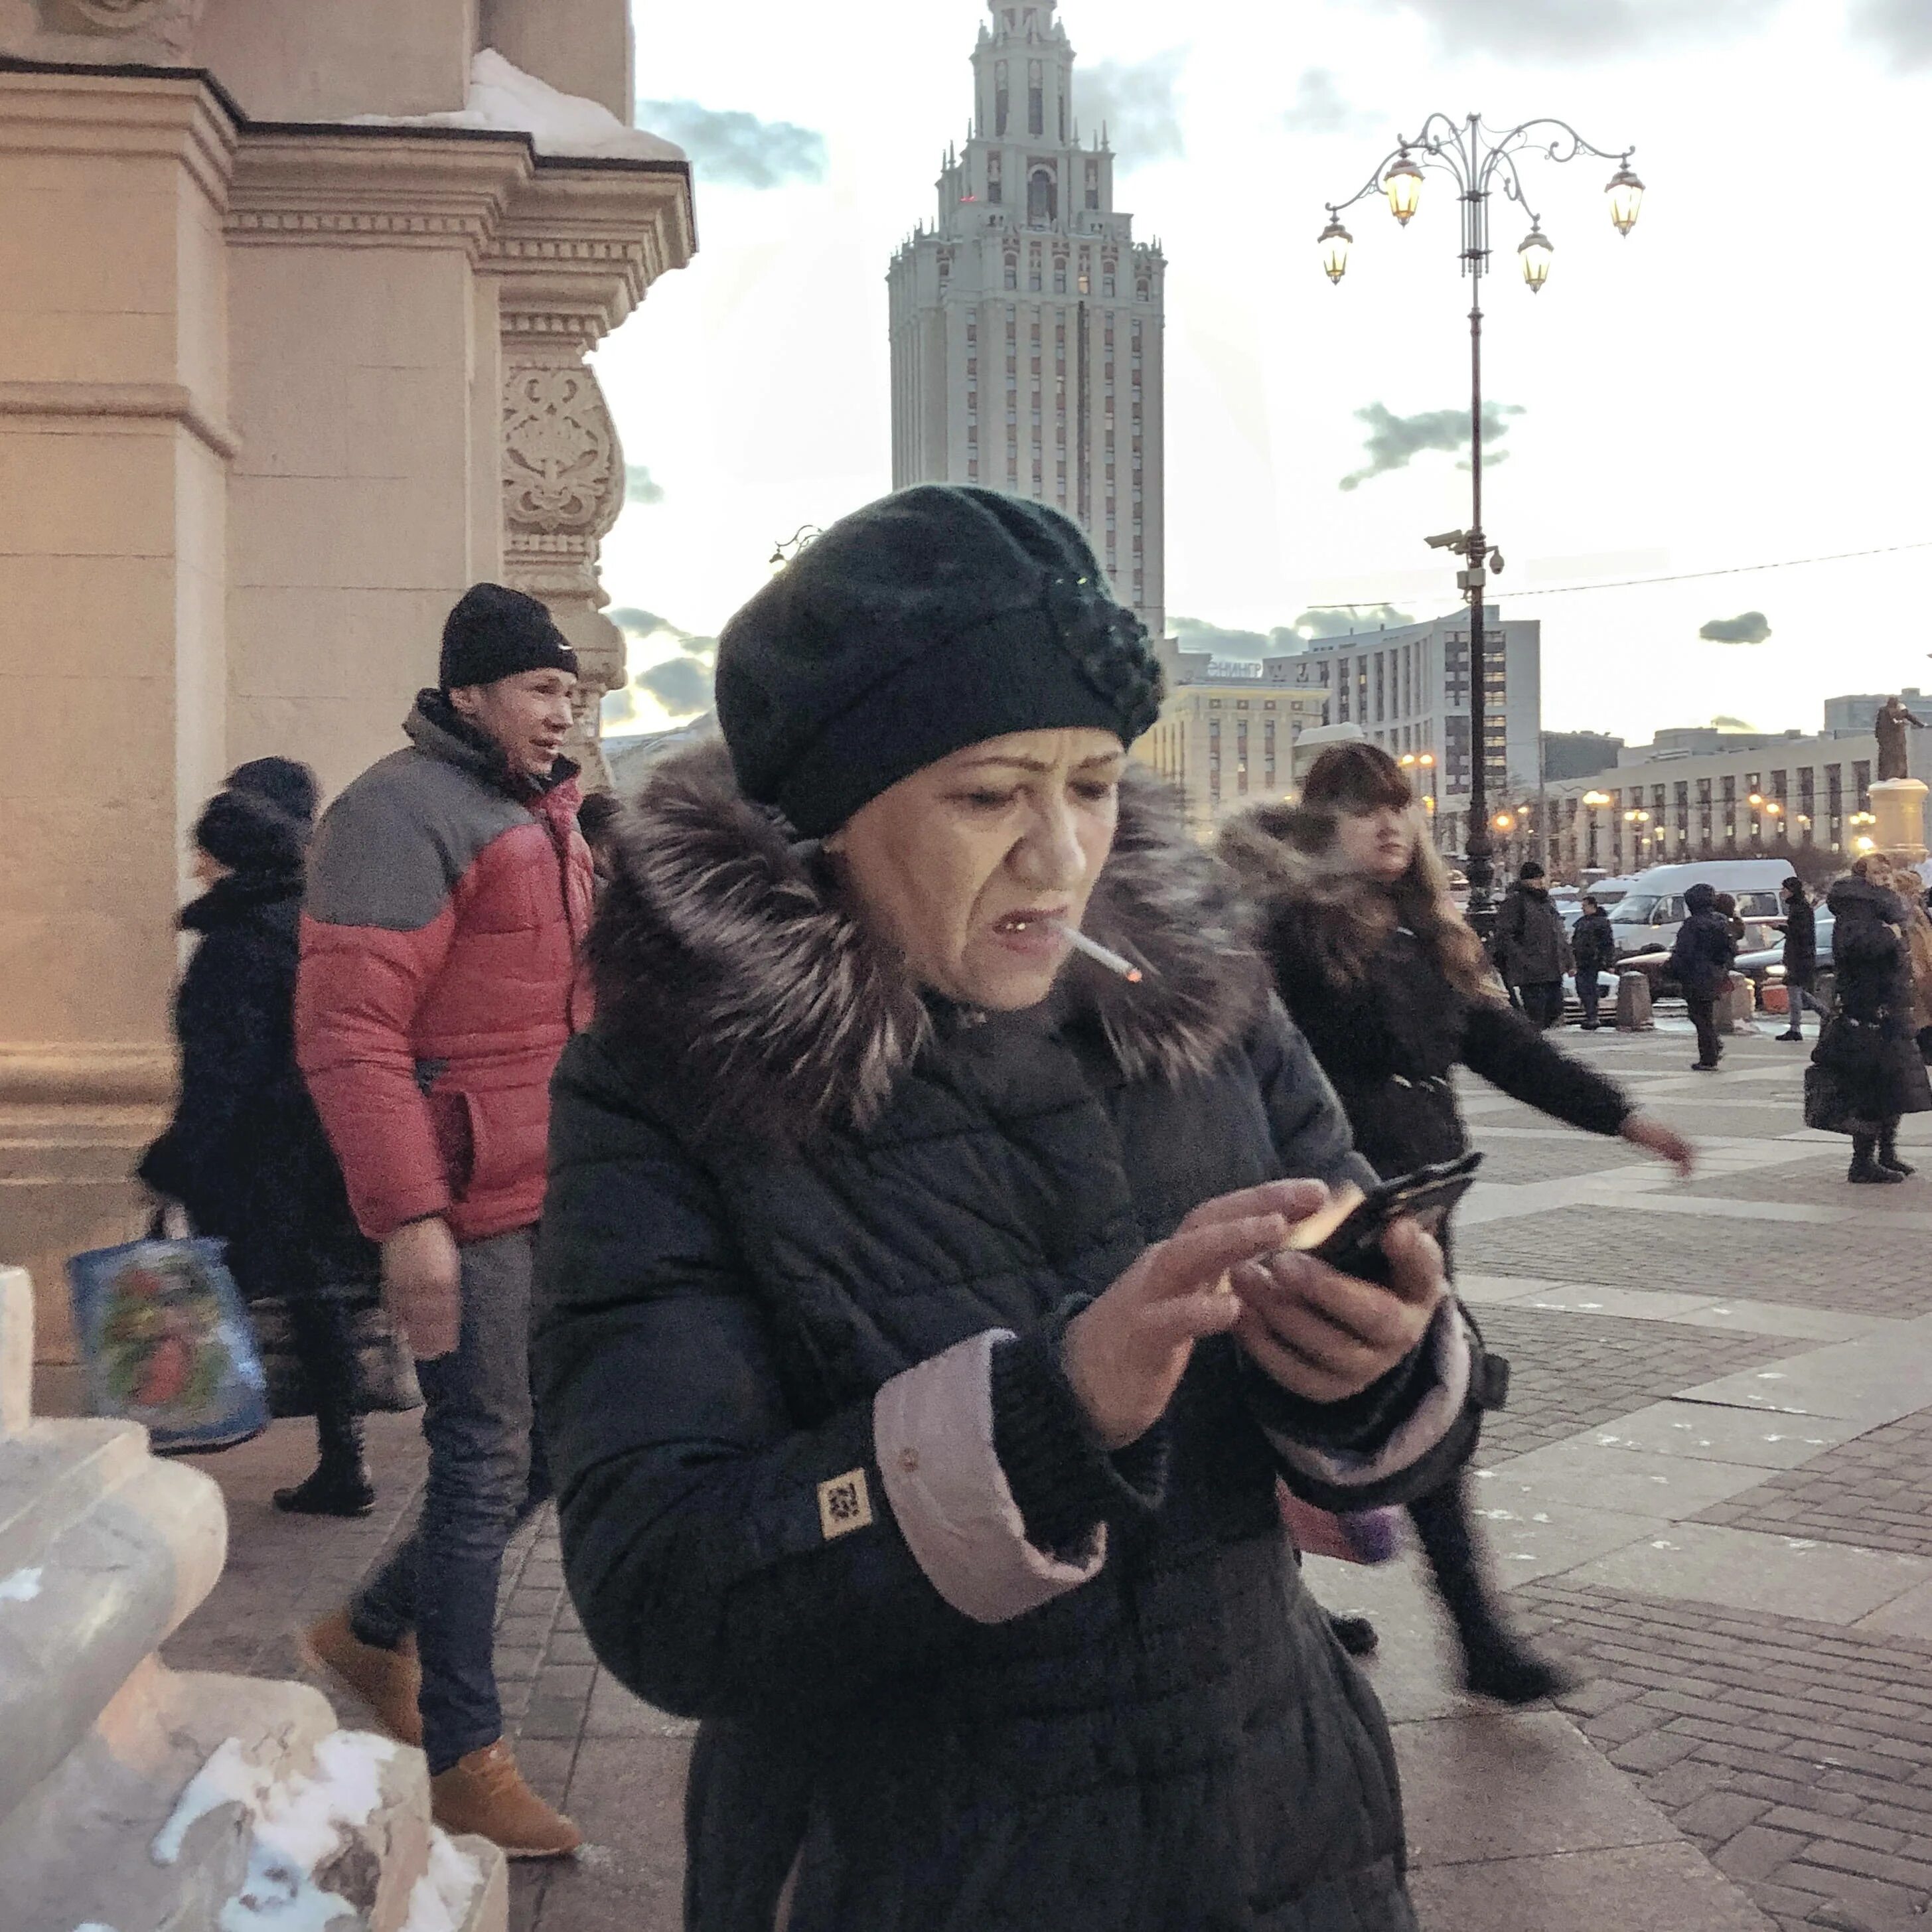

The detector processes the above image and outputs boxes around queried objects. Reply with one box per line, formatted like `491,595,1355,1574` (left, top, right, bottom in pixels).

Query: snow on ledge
348,50,686,164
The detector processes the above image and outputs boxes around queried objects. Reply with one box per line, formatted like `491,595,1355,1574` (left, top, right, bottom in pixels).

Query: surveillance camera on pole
1424,530,1469,554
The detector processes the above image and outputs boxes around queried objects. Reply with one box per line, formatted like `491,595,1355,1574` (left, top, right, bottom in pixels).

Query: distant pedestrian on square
1669,883,1740,1072
138,757,378,1515
1819,860,1932,1182
1221,744,1696,1705
1570,894,1615,1031
1776,877,1821,1043
1495,861,1572,1028
295,584,593,1858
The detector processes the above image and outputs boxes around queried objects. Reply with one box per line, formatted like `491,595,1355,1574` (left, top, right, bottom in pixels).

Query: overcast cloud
1281,67,1375,136
1851,0,1932,69
1367,0,1772,60
625,464,666,506
1339,401,1524,492
636,100,828,188
1699,611,1773,645
1078,50,1188,163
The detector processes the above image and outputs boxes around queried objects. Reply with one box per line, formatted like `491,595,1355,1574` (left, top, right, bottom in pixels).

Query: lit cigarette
1053,922,1145,983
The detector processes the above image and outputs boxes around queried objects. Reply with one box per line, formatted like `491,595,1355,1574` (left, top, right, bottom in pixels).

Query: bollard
1616,970,1655,1031
1720,972,1757,1034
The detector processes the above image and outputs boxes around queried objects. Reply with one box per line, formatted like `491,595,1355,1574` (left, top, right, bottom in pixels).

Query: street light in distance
1318,113,1645,932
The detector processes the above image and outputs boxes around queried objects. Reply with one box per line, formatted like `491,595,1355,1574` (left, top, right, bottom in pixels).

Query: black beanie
439,583,578,692
195,786,309,876
225,755,319,826
715,486,1164,838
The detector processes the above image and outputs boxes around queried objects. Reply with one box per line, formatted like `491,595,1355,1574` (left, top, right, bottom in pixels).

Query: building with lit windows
887,0,1166,637
1134,665,1325,841
1160,610,1542,857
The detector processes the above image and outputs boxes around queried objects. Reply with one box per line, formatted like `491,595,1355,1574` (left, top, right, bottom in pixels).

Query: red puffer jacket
296,694,594,1244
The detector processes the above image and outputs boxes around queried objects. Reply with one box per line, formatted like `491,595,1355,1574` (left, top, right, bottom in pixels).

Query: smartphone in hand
1279,1153,1484,1286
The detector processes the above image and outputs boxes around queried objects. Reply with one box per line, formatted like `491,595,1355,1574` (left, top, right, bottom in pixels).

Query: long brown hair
1296,742,1496,1001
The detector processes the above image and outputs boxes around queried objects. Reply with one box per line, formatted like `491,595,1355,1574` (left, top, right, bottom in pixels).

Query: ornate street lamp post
1582,788,1611,872
1319,117,1645,932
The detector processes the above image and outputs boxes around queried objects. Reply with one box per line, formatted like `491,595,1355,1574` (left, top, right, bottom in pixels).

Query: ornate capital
502,359,624,544
31,0,204,54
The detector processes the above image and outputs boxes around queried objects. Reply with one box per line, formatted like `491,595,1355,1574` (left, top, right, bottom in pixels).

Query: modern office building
1161,608,1542,855
887,0,1167,636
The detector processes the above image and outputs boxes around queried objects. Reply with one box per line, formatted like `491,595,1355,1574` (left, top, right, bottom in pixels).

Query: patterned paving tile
1473,1307,1794,1459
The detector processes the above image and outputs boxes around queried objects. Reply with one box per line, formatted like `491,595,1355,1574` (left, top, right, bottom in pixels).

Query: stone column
498,320,627,787
0,68,238,1351
488,164,697,787
1869,779,1930,866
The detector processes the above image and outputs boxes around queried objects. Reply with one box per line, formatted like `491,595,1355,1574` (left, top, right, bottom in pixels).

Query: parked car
1606,859,1794,962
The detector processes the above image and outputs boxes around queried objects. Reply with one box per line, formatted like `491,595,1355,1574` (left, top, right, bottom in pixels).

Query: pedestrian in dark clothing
575,788,621,885
1572,895,1615,1031
1777,877,1820,1042
1713,890,1748,946
137,759,378,1515
1669,883,1740,1071
1220,743,1694,1708
1495,862,1572,1028
1820,866,1932,1182
534,487,1493,1932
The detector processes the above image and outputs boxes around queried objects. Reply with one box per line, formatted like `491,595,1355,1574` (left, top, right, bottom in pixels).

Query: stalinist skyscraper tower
889,0,1167,638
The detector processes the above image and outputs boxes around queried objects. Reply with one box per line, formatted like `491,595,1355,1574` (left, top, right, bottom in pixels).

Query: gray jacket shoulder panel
306,747,532,932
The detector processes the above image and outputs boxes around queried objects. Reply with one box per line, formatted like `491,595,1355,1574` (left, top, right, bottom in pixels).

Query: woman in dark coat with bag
1219,745,1695,1703
532,488,1496,1932
138,759,380,1512
1815,862,1932,1181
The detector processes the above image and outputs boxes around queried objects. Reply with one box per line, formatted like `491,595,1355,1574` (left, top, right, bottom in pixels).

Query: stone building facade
0,1,696,1361
1133,668,1324,841
887,0,1166,637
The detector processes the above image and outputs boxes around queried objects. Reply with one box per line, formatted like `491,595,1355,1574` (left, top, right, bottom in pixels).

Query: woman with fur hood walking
138,758,380,1513
1817,858,1932,1182
1219,743,1695,1703
533,488,1500,1932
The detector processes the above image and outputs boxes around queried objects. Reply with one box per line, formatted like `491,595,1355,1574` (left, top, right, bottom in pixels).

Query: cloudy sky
594,0,1932,745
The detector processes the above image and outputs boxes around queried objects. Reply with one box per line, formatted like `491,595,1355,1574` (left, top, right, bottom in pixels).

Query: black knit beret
440,583,577,692
715,486,1164,838
194,786,310,875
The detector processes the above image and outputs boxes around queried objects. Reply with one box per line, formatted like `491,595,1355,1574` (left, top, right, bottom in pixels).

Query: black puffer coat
1494,881,1571,986
1572,908,1616,979
138,869,376,1302
534,747,1485,1932
1217,811,1631,1183
1822,877,1932,1123
1668,885,1740,997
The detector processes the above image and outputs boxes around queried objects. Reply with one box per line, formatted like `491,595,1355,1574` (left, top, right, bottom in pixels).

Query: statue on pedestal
1876,694,1926,782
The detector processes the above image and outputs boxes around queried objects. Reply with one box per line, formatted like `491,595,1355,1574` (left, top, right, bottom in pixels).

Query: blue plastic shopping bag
66,1232,269,1453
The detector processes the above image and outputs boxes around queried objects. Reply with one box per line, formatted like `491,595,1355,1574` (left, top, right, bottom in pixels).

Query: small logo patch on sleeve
817,1469,874,1541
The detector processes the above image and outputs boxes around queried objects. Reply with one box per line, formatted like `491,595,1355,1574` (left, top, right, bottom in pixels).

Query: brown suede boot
431,1740,583,1859
299,1606,423,1749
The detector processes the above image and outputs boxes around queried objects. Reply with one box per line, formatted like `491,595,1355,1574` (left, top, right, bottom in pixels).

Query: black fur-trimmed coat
532,745,1467,1932
138,869,374,1301
1218,806,1630,1183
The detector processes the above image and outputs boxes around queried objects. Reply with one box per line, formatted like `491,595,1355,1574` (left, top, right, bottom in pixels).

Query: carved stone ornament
502,363,623,541
37,0,204,48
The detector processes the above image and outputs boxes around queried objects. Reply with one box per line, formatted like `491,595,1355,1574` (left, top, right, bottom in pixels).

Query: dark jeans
1519,981,1564,1029
1687,991,1722,1067
1576,971,1602,1028
351,1228,549,1774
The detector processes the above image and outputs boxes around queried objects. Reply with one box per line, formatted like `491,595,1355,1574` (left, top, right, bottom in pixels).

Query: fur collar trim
590,741,1267,1150
1217,802,1371,924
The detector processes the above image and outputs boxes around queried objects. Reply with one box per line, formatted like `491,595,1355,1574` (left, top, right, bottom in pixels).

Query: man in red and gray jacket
296,583,593,1858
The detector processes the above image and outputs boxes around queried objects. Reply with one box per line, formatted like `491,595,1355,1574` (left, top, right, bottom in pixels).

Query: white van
1606,859,1793,962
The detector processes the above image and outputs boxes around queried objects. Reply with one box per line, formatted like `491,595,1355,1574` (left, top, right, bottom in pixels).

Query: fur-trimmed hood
1216,802,1371,929
589,741,1268,1150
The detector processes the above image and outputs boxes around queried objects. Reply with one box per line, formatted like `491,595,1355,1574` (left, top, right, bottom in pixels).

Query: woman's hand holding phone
1228,1216,1447,1404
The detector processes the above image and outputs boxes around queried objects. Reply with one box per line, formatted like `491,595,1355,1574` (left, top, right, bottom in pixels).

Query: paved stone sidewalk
148,1016,1932,1931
